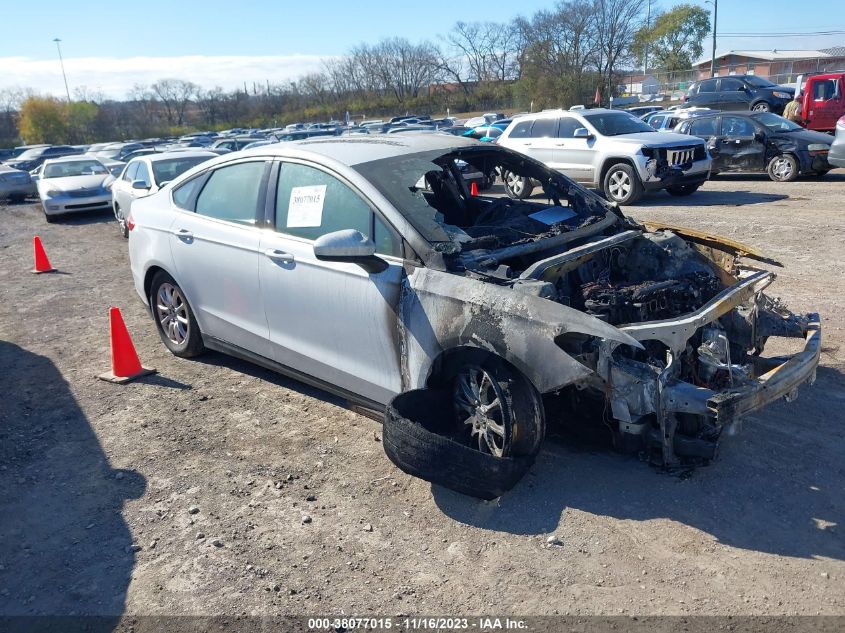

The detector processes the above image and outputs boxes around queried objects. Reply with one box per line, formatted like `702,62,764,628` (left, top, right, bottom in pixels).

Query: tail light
127,212,136,232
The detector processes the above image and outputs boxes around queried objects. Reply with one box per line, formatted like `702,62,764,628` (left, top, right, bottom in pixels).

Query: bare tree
150,79,198,126
592,0,645,100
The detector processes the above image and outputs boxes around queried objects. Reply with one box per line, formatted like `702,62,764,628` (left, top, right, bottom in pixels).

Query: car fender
398,266,643,394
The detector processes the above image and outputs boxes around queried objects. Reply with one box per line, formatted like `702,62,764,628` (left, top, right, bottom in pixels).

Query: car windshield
352,145,611,256
151,156,212,186
43,160,107,178
582,112,655,136
752,112,803,132
745,76,776,88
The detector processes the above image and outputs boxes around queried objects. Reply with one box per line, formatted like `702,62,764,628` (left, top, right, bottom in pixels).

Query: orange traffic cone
98,307,156,384
470,181,479,197
31,236,56,274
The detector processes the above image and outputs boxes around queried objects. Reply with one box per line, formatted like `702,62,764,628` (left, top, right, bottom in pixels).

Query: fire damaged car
127,135,821,499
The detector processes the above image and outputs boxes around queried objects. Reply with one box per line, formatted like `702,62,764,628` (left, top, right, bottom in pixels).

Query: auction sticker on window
287,185,326,227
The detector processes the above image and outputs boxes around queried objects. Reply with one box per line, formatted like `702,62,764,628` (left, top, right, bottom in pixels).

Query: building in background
692,48,845,83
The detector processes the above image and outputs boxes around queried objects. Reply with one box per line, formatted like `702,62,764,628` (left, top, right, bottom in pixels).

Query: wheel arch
599,156,640,187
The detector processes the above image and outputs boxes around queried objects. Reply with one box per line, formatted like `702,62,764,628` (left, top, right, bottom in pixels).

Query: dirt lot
1,171,844,620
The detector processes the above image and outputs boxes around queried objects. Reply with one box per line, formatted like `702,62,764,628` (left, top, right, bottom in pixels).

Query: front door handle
264,248,295,264
174,228,193,240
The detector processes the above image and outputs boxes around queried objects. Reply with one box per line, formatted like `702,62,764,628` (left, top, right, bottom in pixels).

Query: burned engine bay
410,149,819,467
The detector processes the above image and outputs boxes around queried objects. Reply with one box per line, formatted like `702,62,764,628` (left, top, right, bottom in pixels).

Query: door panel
554,117,596,182
168,160,269,354
713,116,766,172
259,160,404,405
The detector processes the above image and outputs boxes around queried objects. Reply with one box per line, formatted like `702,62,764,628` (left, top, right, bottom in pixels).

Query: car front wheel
767,154,799,182
752,101,771,112
114,204,128,238
452,358,545,459
149,271,204,357
603,162,644,205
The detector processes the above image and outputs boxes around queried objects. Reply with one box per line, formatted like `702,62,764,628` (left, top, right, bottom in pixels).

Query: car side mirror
574,127,593,139
313,229,387,273
132,179,150,190
754,131,765,142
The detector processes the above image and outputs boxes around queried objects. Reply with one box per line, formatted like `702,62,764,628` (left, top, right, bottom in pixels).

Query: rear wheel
502,170,534,199
767,154,799,182
149,271,204,357
602,162,643,205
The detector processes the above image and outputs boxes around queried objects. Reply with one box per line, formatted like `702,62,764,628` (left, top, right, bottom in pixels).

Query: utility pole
709,0,718,78
53,38,71,101
643,0,652,74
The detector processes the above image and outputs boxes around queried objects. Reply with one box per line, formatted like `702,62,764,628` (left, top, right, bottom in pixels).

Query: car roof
238,134,481,166
139,150,218,163
43,155,104,164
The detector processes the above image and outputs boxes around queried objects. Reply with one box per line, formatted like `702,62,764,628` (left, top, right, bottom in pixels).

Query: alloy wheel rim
608,170,631,199
506,172,524,195
156,283,189,345
772,157,793,180
453,366,509,457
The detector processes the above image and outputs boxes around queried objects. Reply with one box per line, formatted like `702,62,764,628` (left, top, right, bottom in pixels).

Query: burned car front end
355,139,820,474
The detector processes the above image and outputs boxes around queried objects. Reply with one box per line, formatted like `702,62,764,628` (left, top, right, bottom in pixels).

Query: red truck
795,73,845,133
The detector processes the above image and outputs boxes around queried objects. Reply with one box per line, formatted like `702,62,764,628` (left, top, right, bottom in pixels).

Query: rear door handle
264,248,295,264
174,228,193,240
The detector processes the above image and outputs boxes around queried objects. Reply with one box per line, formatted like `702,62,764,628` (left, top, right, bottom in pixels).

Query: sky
1,0,843,99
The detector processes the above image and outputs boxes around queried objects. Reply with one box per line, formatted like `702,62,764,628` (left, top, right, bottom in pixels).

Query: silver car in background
829,114,845,168
111,150,216,237
35,156,114,223
0,165,37,202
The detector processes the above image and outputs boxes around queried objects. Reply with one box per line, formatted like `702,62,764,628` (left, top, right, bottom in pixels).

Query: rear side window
689,117,718,136
530,118,558,138
194,161,266,225
648,115,665,129
507,120,532,138
698,79,717,93
172,176,203,209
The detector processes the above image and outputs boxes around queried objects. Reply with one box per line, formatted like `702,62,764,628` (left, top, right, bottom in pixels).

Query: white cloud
0,54,329,99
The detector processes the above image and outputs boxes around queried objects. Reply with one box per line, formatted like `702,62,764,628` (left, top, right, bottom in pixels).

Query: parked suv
683,75,794,113
497,108,711,204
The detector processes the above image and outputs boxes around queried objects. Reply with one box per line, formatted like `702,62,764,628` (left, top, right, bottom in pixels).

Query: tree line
2,1,709,146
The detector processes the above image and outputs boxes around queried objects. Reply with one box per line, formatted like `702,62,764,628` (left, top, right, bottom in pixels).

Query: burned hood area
370,143,820,469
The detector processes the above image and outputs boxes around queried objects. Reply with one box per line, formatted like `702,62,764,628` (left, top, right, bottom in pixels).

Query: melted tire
383,388,535,500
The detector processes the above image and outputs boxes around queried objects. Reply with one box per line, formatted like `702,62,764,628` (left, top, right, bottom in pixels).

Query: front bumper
600,271,821,464
636,153,711,191
42,193,112,215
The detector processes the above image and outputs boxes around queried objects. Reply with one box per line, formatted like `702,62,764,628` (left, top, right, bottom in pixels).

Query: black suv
683,75,795,114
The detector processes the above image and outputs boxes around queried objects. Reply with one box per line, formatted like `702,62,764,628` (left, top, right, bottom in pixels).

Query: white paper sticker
287,185,326,227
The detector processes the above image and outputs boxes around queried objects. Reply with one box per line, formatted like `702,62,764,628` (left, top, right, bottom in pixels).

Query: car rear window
529,118,558,137
689,117,718,136
194,161,266,224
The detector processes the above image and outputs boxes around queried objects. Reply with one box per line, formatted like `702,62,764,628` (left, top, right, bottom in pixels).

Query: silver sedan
36,156,114,222
127,136,820,466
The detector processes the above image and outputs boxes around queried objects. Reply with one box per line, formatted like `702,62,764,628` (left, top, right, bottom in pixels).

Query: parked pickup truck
794,73,845,133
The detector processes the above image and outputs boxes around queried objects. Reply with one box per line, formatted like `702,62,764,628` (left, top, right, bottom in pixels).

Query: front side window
648,115,665,129
194,161,265,224
557,117,581,137
122,161,140,182
275,162,400,257
720,116,756,137
720,78,744,91
135,162,151,186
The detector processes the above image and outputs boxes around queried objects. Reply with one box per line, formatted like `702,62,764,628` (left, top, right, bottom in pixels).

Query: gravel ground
1,171,844,621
